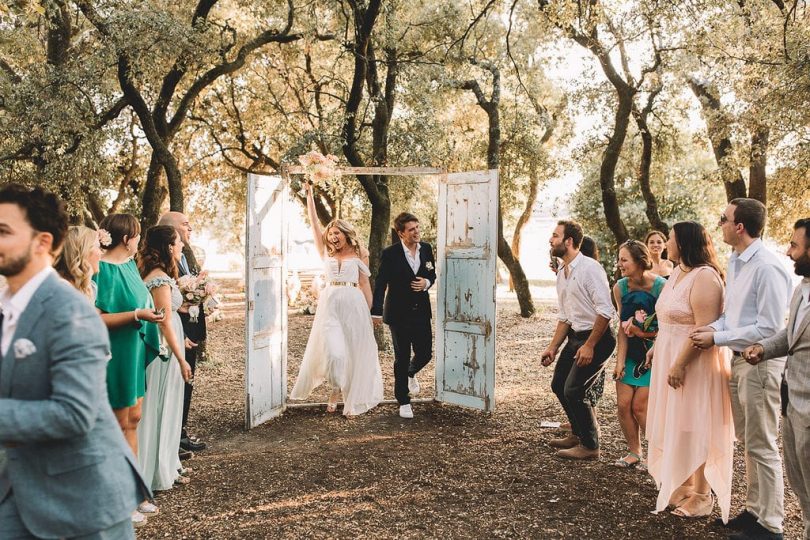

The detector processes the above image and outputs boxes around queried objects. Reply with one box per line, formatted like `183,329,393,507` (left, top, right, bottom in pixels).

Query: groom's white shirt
402,242,430,290
1,266,53,356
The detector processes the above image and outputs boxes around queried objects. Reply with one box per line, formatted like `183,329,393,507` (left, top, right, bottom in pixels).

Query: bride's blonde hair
323,219,363,257
54,226,98,300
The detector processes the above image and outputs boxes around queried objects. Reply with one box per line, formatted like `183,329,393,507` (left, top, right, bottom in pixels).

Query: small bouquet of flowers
178,271,220,322
621,309,658,344
621,309,658,378
298,150,340,185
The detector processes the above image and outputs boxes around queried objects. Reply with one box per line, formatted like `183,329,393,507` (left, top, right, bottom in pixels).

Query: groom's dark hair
394,212,419,232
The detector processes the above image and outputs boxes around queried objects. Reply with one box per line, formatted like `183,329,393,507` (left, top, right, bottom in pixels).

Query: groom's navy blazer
372,241,437,325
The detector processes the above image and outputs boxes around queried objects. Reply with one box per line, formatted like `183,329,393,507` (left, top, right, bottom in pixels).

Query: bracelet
133,310,140,322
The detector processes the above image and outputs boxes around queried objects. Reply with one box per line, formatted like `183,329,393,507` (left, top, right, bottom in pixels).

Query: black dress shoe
178,448,194,461
717,510,758,530
729,521,783,540
180,437,207,452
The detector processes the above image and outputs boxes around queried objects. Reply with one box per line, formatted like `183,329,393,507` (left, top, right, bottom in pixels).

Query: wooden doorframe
245,166,498,427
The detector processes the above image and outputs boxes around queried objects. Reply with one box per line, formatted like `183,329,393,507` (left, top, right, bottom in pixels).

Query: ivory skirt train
290,284,383,416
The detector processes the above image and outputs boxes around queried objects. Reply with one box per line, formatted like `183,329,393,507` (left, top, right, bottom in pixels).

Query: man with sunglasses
690,198,792,540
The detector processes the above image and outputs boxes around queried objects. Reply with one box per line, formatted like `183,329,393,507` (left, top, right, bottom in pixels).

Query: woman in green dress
612,240,666,469
93,214,163,458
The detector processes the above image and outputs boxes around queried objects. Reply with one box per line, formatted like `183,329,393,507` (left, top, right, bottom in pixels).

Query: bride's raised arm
305,182,326,257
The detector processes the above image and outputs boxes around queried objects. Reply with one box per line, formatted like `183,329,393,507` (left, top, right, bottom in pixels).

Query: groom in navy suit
372,212,437,419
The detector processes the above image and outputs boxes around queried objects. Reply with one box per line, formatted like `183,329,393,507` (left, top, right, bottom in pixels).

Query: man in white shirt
746,217,810,540
541,220,616,460
691,198,792,540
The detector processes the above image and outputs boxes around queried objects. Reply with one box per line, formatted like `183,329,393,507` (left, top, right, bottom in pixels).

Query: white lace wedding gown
290,257,383,415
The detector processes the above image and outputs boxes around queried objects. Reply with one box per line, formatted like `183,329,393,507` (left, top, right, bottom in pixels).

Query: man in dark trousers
372,213,437,419
159,211,206,455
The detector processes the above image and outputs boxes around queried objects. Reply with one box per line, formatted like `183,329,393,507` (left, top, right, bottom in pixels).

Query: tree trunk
140,154,163,233
688,78,748,202
598,91,633,244
633,96,668,235
510,164,540,291
748,125,769,205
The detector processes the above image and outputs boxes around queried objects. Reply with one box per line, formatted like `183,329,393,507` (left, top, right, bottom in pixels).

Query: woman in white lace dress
290,182,384,416
136,226,193,501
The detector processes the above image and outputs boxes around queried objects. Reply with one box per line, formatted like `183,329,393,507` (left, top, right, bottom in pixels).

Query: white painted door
435,170,498,411
245,173,288,428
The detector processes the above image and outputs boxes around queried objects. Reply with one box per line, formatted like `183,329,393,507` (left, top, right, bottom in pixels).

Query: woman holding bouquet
612,240,666,469
94,214,165,526
290,181,383,416
137,225,193,495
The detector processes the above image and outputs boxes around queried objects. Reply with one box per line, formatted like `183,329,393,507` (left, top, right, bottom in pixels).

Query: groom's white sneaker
399,404,414,419
408,376,420,396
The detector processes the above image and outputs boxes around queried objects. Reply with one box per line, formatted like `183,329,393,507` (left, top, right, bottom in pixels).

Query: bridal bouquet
298,150,340,185
178,271,220,322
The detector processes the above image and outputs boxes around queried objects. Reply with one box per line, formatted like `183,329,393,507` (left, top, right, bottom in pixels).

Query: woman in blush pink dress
645,221,734,522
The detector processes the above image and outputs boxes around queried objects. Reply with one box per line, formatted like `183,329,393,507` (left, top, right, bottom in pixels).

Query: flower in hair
97,228,112,248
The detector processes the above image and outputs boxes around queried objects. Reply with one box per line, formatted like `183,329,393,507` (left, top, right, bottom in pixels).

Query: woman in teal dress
93,214,163,460
612,240,666,469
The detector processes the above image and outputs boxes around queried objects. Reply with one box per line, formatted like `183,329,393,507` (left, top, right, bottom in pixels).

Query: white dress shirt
0,266,54,357
556,252,615,332
402,242,431,290
710,239,792,353
793,278,810,336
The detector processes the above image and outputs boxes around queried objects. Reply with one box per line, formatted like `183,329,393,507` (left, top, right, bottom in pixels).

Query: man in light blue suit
0,185,150,539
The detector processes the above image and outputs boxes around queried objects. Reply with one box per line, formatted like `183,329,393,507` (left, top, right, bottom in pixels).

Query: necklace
678,264,692,273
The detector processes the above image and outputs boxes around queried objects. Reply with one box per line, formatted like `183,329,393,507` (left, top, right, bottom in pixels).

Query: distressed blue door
245,173,288,428
436,170,498,411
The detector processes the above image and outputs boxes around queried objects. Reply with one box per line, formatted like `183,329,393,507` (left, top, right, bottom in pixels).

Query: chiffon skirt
290,285,383,416
646,322,735,522
137,315,184,491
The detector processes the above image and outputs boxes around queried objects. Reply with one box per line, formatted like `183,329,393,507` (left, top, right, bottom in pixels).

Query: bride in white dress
289,182,384,416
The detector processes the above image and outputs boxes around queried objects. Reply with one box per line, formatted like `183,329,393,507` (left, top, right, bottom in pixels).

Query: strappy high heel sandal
667,485,694,508
612,451,645,469
671,492,714,518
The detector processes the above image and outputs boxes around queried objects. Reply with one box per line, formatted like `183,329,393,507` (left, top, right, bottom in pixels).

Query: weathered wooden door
245,173,288,428
435,170,498,411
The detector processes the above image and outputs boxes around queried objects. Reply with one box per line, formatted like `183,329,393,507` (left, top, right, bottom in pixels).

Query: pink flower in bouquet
634,309,648,324
298,151,339,186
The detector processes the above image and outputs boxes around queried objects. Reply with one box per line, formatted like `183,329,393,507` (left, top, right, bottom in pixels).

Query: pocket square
13,338,36,359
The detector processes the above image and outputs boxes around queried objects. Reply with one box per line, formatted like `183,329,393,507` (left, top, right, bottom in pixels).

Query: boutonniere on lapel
425,261,434,271
13,338,37,359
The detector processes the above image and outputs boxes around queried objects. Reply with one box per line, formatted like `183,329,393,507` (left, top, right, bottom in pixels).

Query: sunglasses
718,214,734,225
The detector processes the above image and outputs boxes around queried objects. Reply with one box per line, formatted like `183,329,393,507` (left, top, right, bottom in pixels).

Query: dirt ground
139,290,803,539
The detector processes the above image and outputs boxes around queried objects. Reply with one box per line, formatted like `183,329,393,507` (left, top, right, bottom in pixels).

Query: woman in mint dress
93,214,163,458
137,225,193,496
612,240,666,469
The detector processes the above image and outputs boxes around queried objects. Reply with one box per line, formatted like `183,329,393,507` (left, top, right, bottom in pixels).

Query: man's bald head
158,211,192,244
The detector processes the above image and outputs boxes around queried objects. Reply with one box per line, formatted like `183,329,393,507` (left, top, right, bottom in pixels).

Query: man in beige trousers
747,217,810,540
691,199,792,540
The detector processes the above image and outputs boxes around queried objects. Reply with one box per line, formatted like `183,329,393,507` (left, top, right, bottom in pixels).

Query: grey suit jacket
761,279,810,419
0,273,150,538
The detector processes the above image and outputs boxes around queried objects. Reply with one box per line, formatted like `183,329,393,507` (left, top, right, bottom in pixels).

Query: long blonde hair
323,219,363,257
54,226,98,299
